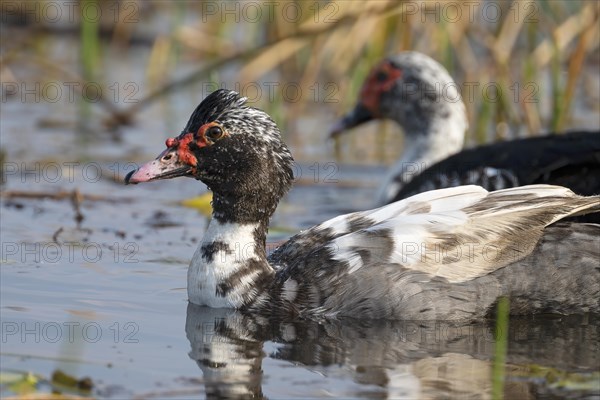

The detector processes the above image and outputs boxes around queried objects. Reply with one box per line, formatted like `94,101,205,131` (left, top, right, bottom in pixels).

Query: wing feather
327,185,600,282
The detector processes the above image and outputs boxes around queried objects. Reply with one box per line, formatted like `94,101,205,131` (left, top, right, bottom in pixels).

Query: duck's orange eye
205,125,224,141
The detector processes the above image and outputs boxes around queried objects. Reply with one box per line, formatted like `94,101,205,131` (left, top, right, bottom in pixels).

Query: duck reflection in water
185,304,599,399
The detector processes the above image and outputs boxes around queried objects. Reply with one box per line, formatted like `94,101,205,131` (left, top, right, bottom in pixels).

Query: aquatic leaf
180,192,213,216
515,365,600,391
51,369,93,392
0,371,38,395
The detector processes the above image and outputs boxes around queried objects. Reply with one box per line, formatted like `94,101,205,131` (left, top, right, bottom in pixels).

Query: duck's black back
392,131,600,201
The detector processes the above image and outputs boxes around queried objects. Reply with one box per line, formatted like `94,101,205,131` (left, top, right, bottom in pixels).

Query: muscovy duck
126,89,600,320
331,52,600,204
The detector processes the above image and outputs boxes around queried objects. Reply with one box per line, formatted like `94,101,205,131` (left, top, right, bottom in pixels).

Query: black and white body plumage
331,52,600,205
126,89,600,320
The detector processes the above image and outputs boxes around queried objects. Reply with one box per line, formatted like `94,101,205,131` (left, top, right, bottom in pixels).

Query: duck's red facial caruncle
359,60,403,117
125,122,228,184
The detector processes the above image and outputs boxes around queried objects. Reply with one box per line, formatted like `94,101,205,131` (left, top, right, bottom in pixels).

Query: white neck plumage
187,219,273,309
376,104,468,204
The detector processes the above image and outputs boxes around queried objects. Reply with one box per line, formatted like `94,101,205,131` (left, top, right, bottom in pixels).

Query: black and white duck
126,89,600,320
331,52,600,204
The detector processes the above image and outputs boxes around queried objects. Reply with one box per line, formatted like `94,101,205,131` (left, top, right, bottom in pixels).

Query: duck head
330,52,468,138
126,89,295,224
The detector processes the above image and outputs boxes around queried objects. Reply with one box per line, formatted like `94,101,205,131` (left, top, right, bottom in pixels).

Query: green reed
492,296,510,400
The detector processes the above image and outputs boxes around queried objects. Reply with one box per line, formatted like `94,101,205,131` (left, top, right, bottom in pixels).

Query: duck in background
330,52,600,205
126,89,600,320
